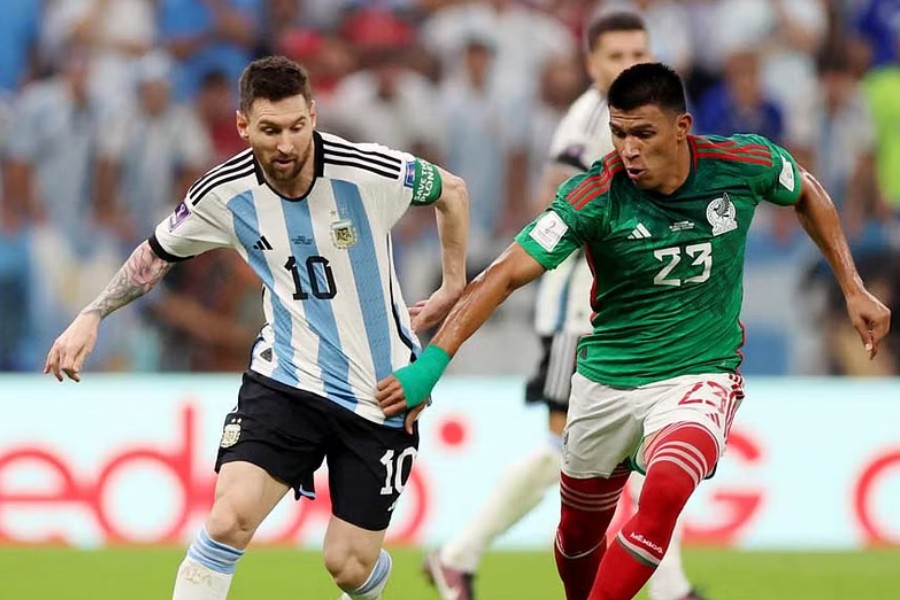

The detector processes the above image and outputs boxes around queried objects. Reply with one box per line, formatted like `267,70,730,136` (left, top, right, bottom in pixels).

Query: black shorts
215,372,419,531
524,333,580,413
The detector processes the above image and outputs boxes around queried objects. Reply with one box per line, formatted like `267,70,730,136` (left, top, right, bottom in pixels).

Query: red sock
590,424,719,600
554,467,629,600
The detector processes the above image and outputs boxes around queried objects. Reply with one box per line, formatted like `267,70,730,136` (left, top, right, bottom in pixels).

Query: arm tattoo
81,241,175,319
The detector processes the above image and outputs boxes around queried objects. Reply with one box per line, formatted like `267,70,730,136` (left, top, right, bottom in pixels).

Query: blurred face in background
268,0,298,24
587,29,651,94
197,74,234,122
139,80,171,117
62,45,91,102
463,40,494,88
540,54,585,109
724,50,763,110
237,95,317,187
609,103,692,192
820,68,855,113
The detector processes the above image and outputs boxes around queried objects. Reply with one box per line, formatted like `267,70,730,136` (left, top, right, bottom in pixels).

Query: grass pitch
1,547,897,599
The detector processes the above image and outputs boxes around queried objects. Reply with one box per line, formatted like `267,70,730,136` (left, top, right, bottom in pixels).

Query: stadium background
0,1,898,598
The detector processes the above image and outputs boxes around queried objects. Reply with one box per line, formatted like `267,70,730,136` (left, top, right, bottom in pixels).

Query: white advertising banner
0,375,897,549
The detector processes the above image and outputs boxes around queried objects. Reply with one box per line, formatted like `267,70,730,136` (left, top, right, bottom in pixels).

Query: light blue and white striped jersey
151,131,443,428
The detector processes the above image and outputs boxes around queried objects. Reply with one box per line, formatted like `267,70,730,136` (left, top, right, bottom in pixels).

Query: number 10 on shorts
380,448,417,495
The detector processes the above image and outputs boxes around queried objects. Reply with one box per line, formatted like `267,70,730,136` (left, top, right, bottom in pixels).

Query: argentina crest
330,218,358,249
706,192,737,236
220,417,242,448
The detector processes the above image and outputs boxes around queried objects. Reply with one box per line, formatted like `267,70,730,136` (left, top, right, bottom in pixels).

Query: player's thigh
636,373,744,471
327,410,419,533
562,372,643,478
208,460,290,537
215,373,331,506
549,408,567,436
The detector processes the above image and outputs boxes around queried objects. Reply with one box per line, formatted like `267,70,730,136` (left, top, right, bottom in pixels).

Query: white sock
441,437,561,573
632,473,692,600
172,558,235,600
172,528,244,600
341,550,392,599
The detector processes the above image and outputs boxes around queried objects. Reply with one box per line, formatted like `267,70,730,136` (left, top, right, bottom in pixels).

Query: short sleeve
149,192,233,261
747,134,803,206
373,151,443,229
548,112,592,171
515,200,586,270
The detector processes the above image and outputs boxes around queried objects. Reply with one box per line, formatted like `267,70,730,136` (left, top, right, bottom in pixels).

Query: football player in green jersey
377,62,891,600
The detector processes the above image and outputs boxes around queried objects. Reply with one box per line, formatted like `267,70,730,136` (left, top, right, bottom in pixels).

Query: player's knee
640,464,695,519
323,547,373,591
205,501,259,549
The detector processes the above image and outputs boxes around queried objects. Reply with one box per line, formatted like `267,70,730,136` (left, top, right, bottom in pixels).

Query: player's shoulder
558,151,623,212
692,133,780,175
186,148,256,207
557,87,607,138
319,130,407,183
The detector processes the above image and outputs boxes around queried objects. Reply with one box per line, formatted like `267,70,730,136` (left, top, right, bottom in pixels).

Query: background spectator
0,0,895,377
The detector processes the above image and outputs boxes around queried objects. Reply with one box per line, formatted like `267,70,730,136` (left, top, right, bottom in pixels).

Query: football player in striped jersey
45,56,470,600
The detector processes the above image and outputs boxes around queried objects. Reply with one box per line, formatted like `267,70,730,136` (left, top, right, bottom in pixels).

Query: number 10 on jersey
284,255,337,300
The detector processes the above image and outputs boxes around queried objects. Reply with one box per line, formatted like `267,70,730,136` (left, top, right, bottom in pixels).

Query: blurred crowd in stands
0,0,897,377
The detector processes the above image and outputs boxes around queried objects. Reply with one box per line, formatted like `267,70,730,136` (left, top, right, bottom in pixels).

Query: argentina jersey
151,131,443,428
534,87,613,336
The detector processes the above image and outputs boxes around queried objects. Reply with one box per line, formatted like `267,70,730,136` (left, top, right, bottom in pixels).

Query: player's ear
308,99,317,128
674,112,692,142
236,109,249,141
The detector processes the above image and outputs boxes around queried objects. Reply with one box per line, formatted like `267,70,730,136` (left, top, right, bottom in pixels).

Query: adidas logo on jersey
627,223,651,240
253,236,273,251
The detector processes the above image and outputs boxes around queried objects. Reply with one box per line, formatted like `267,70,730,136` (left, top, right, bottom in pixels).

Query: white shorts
562,372,744,479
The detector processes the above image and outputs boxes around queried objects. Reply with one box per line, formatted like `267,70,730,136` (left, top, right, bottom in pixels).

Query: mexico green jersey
516,134,802,388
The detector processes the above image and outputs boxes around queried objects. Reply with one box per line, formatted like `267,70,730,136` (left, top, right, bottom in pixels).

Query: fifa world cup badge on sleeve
168,201,191,231
404,160,416,188
530,211,568,252
779,154,795,191
331,219,358,249
220,417,242,448
706,193,737,236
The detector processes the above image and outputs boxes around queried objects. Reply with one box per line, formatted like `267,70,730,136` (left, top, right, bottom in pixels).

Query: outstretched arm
408,167,469,332
377,243,546,416
794,168,891,358
44,241,175,381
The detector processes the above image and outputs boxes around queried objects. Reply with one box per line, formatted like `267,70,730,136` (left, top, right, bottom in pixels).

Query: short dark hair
584,11,646,53
239,56,313,114
607,62,687,113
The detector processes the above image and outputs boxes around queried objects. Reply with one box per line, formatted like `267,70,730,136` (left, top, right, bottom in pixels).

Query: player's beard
265,155,303,183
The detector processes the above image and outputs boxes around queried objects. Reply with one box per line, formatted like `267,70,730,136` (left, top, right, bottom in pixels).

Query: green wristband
394,345,451,409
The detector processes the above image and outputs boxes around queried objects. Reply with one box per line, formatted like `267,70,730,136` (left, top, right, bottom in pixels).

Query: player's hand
377,345,450,417
404,403,426,435
43,312,101,382
409,284,463,333
845,289,891,359
377,374,410,417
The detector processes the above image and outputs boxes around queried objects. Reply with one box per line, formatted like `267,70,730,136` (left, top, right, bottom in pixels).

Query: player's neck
655,141,692,196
